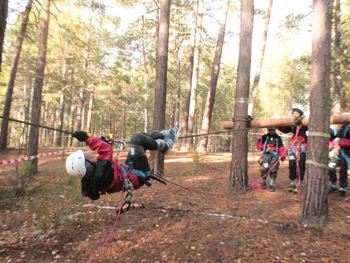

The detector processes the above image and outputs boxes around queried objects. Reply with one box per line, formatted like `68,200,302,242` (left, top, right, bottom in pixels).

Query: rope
0,115,72,134
0,114,290,142
154,174,251,196
308,131,330,138
260,159,280,180
85,180,126,263
305,159,329,169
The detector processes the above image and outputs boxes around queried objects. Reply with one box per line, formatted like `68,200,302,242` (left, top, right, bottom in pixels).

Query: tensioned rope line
85,180,126,263
0,116,73,135
154,174,251,196
0,115,301,141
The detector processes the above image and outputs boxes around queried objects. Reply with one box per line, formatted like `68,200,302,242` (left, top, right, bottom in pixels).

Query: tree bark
197,0,229,154
180,0,197,151
28,0,51,174
332,0,342,124
229,0,254,191
149,0,171,175
0,0,8,71
55,89,65,147
247,0,273,116
187,0,204,149
300,0,332,226
0,0,33,152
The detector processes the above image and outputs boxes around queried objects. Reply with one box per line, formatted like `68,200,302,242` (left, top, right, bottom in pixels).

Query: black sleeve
81,176,100,200
94,160,114,191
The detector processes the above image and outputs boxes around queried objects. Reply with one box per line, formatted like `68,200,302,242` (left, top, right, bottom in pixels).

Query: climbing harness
117,177,134,214
258,135,280,179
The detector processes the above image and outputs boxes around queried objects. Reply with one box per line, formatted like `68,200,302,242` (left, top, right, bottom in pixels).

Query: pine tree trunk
180,0,197,151
332,0,342,120
197,0,229,154
55,90,65,147
28,0,51,174
149,0,171,174
0,0,33,151
300,0,332,226
248,0,273,116
87,85,94,132
0,0,8,71
187,0,204,149
229,0,253,191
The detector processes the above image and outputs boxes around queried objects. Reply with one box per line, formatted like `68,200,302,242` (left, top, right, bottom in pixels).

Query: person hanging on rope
256,127,287,192
65,124,181,201
276,107,308,194
329,113,350,197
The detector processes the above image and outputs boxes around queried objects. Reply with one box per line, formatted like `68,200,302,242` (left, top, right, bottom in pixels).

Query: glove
72,131,89,142
294,115,305,125
280,157,286,162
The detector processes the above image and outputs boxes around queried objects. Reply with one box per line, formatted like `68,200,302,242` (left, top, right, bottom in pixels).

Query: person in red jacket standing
276,108,308,194
65,124,181,200
256,127,287,192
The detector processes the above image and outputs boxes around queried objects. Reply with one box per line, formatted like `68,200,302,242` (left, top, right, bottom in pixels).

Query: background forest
0,0,350,150
0,2,349,261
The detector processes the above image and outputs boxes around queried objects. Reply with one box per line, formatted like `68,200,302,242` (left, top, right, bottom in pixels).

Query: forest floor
0,147,349,263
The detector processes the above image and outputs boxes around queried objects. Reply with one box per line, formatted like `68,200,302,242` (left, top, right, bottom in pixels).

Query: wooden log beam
222,115,350,130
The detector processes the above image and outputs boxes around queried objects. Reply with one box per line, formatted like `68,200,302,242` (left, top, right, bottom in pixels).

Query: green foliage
188,152,204,177
3,0,337,149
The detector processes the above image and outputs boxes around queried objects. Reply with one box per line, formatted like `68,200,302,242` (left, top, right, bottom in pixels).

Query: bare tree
180,0,197,151
75,1,95,132
149,0,171,174
300,0,332,226
247,0,273,116
0,0,33,152
196,0,230,154
332,0,342,117
27,0,51,174
229,0,254,191
187,0,204,149
0,0,8,71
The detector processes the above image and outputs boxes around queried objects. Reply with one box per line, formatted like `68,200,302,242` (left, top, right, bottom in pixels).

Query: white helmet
66,150,91,178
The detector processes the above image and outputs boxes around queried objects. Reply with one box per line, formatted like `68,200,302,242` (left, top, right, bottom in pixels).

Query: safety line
0,115,72,134
85,181,126,263
158,175,251,196
0,114,295,141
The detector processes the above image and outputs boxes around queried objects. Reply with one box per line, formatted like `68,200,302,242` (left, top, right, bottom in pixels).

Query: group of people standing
256,108,348,197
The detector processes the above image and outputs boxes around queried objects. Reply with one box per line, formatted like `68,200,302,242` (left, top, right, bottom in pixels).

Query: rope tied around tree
232,115,254,129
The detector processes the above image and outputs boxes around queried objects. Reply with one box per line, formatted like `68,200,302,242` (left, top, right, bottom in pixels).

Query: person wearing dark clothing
65,124,181,200
276,108,308,193
328,127,340,194
331,117,350,197
256,127,287,192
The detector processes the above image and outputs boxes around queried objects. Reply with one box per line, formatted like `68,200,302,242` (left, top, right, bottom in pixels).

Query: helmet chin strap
85,159,96,166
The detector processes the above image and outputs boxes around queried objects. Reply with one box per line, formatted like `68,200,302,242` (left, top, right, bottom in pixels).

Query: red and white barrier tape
83,203,144,210
0,147,83,166
78,204,282,226
155,208,282,226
